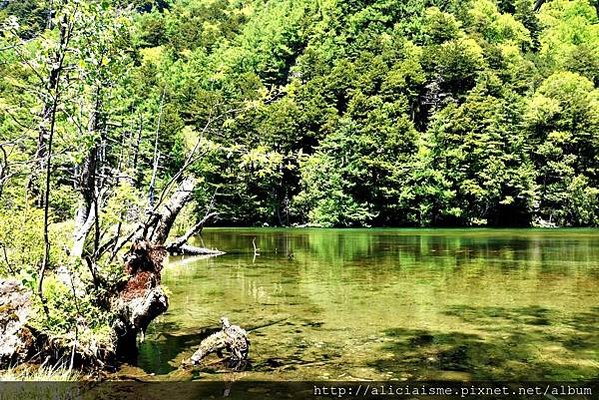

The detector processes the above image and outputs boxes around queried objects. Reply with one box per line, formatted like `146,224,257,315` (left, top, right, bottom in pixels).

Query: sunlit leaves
2,0,599,237
524,71,599,225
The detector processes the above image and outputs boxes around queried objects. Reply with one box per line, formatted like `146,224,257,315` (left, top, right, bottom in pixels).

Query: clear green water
136,229,599,381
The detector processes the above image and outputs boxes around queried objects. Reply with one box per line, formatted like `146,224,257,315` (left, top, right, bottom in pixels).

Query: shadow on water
369,305,599,381
443,305,554,327
134,229,599,380
138,318,298,375
138,322,223,375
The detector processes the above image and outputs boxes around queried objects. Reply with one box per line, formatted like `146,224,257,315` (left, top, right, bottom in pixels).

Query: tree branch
149,177,197,245
165,212,218,252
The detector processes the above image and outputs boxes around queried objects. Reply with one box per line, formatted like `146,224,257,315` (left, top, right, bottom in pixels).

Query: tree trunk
27,11,69,207
71,203,97,258
0,145,8,199
131,114,143,177
38,69,62,315
533,0,545,11
34,10,73,311
150,177,196,245
112,241,168,359
148,91,165,208
72,150,98,257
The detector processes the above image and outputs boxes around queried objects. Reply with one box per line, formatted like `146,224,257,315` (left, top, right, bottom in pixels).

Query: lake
136,228,599,381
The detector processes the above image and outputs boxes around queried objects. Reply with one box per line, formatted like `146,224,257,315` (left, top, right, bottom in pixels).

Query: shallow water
137,228,599,381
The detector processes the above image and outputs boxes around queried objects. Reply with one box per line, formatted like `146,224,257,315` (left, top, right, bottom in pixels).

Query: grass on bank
0,365,81,381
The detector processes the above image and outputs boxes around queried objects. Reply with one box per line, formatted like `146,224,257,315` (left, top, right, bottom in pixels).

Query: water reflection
138,229,599,380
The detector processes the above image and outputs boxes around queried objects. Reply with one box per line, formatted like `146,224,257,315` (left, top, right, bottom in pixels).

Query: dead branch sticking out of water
167,244,225,257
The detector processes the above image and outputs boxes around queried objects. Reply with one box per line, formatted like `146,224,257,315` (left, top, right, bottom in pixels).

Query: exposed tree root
112,241,168,360
0,280,116,371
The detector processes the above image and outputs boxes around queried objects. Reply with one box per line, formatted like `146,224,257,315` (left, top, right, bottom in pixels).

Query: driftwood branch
252,237,260,263
169,245,225,256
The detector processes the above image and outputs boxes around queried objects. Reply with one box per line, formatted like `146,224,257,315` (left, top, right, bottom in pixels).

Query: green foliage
32,274,112,334
124,0,599,227
0,0,47,38
49,186,79,222
412,77,537,226
102,181,147,228
1,0,599,242
0,210,71,280
422,7,463,44
0,0,597,368
525,71,599,226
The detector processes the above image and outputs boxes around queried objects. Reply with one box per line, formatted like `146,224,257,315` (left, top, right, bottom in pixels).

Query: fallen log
187,317,249,371
167,245,225,257
164,212,222,256
149,177,196,245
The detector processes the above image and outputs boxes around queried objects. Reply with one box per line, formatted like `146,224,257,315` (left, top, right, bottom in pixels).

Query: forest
0,0,598,380
2,0,599,231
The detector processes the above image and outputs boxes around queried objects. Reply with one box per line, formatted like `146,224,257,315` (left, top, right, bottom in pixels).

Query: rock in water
190,317,250,370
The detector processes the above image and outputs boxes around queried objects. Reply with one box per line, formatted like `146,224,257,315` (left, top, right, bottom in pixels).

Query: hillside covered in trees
1,0,599,231
0,0,598,379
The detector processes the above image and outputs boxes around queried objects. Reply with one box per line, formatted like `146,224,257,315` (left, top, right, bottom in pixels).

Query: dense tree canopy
1,0,598,234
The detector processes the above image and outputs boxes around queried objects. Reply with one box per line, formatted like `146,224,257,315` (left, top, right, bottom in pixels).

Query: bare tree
26,2,75,207
36,2,79,312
